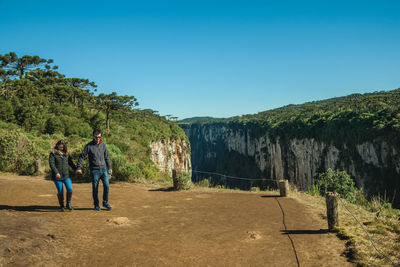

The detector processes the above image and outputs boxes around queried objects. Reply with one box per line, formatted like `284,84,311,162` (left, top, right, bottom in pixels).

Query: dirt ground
0,174,353,266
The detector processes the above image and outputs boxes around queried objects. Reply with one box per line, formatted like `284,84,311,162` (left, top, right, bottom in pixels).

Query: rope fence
192,170,277,181
192,170,279,188
191,169,397,266
336,194,397,267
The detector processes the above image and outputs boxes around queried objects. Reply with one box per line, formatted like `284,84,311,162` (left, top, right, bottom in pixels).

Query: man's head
93,130,102,144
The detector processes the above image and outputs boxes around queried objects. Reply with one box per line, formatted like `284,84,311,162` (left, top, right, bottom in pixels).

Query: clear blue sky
1,0,399,119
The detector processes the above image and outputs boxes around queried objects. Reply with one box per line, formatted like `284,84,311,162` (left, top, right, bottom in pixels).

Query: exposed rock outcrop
150,139,191,176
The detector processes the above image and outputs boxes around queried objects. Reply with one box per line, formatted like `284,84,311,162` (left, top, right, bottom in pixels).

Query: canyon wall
182,123,400,206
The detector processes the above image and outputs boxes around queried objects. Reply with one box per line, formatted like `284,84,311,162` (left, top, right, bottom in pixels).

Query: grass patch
292,190,400,266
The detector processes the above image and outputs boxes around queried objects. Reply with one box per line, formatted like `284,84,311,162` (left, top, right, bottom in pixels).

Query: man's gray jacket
76,140,111,171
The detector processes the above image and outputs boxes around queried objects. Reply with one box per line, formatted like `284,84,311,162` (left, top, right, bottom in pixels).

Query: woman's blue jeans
53,178,73,194
91,168,109,207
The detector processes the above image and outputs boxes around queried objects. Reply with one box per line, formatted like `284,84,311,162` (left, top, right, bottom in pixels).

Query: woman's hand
55,173,61,179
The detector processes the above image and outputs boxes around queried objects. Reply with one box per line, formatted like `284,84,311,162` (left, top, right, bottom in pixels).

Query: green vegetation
304,168,399,265
0,52,187,181
196,177,211,188
313,168,358,203
187,89,400,147
298,187,400,266
178,116,222,124
183,89,400,208
172,172,192,190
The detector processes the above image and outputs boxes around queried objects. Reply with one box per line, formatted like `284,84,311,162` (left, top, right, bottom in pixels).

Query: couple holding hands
49,130,113,212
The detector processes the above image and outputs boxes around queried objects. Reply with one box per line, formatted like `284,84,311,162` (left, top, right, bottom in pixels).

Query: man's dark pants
90,168,109,207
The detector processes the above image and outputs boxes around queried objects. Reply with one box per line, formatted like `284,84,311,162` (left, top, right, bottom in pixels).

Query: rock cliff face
182,123,400,206
150,139,191,176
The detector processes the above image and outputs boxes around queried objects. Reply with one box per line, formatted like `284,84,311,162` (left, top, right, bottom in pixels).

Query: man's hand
55,173,61,179
76,169,82,175
108,169,112,176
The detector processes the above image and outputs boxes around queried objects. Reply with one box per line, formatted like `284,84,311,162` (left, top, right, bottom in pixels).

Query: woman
49,140,76,212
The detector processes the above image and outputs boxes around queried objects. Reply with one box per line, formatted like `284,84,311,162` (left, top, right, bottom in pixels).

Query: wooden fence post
279,180,289,197
326,192,339,231
172,170,179,190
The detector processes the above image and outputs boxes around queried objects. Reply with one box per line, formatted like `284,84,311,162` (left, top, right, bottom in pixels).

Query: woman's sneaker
93,206,101,211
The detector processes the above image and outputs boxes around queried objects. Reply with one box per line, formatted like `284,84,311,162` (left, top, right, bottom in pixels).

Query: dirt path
0,174,352,266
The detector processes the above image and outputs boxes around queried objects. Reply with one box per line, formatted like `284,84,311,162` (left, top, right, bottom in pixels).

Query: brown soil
0,174,353,266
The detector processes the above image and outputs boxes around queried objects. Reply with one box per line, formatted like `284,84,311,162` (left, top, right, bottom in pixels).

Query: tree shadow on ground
281,229,329,235
260,195,282,198
148,187,176,192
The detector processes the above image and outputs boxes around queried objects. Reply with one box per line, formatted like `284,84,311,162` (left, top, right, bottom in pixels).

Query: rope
275,197,300,267
337,195,397,267
192,170,276,182
193,169,397,266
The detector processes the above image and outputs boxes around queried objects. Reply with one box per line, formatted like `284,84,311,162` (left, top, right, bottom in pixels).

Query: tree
97,92,139,132
65,78,97,106
52,85,73,106
27,68,65,81
0,52,58,79
316,168,357,203
0,69,11,99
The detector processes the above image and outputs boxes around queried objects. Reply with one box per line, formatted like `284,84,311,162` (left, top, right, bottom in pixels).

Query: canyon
181,123,400,207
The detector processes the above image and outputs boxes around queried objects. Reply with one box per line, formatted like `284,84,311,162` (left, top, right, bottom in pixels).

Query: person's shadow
0,205,92,212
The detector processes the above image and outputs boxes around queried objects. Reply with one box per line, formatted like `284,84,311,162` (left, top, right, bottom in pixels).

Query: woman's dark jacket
49,149,76,180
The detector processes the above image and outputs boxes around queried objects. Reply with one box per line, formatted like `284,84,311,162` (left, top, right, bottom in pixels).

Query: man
76,130,112,211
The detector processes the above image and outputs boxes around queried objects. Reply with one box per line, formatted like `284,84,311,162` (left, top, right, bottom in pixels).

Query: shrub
316,168,357,203
142,165,160,181
107,144,126,180
16,154,36,175
197,178,211,188
0,129,19,170
354,188,368,207
118,163,142,181
69,148,90,181
250,186,260,192
307,183,321,196
0,129,39,175
155,171,172,183
0,99,15,122
45,117,64,135
90,112,106,132
63,116,92,138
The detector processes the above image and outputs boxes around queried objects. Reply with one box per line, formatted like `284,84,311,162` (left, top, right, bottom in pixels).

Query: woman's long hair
54,140,68,154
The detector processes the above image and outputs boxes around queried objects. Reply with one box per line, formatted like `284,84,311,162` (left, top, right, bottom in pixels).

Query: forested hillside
182,88,400,207
0,52,187,181
186,89,400,146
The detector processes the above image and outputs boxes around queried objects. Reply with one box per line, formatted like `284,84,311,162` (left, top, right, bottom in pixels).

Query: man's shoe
103,203,112,211
94,206,101,211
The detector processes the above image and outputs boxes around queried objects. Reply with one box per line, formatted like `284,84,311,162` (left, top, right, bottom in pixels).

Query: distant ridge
178,116,223,124
180,89,400,125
